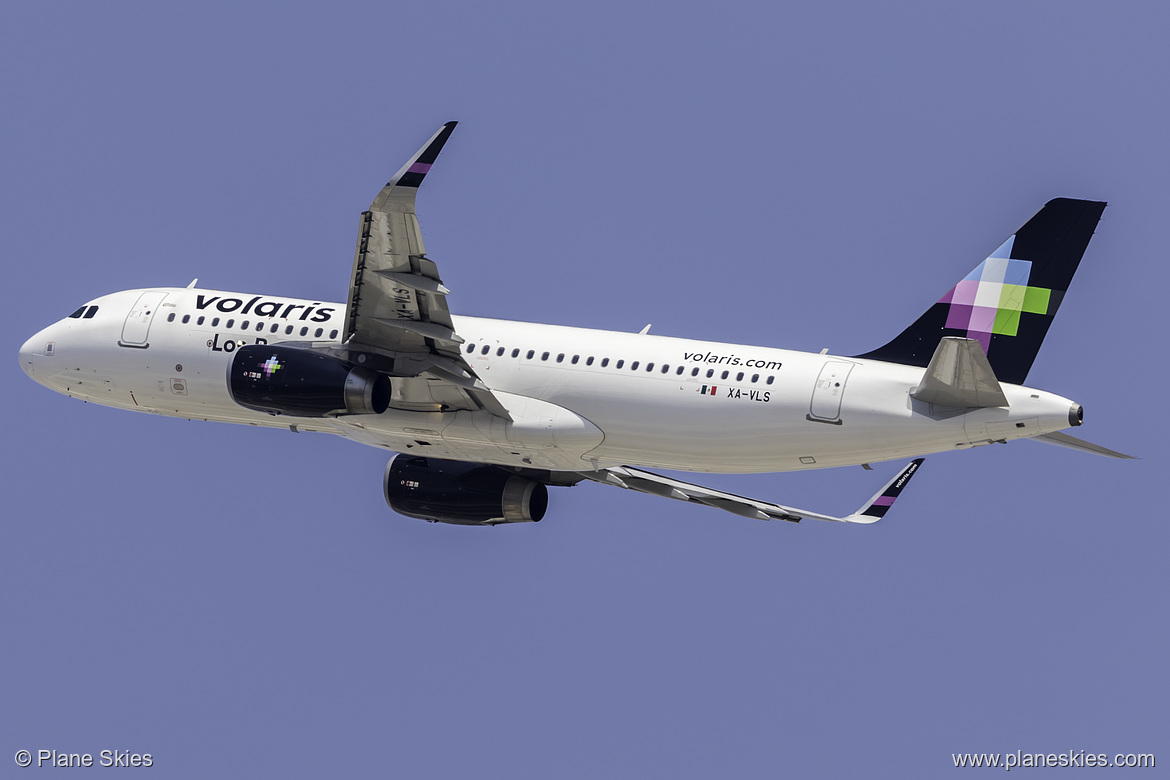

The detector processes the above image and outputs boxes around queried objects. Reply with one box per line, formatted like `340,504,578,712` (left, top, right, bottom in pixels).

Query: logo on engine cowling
261,355,284,378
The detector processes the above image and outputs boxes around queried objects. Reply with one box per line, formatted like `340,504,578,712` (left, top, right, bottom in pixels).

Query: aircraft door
119,291,168,348
808,361,854,424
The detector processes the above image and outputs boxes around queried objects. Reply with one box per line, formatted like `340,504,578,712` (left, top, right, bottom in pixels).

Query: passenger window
329,330,338,339
631,361,639,370
315,328,323,337
766,376,775,385
84,306,98,319
646,362,654,372
586,356,594,366
690,367,699,376
285,325,293,335
675,366,683,375
270,324,278,333
167,313,176,322
466,344,475,353
197,316,205,325
526,350,535,359
68,306,86,319
496,347,505,356
258,322,266,332
511,349,520,358
721,370,729,380
706,369,714,378
182,314,190,324
556,353,564,363
751,374,758,382
481,345,490,355
736,372,744,381
300,327,308,336
616,360,624,369
601,358,609,367
226,319,235,328
571,355,579,364
241,320,249,329
541,352,549,361
212,317,220,326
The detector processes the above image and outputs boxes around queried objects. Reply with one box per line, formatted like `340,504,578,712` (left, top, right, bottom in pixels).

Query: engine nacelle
384,455,548,525
229,345,390,417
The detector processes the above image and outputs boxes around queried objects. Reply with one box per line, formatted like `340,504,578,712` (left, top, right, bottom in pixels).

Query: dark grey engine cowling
384,455,548,525
229,345,390,417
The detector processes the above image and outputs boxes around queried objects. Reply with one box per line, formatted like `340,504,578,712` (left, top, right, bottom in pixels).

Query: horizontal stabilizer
911,337,1008,408
1031,431,1136,459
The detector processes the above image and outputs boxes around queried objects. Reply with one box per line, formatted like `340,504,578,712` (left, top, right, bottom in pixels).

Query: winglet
844,458,925,524
371,121,458,210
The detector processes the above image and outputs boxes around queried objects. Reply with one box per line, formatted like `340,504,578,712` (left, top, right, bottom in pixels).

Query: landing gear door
808,361,854,424
119,291,168,348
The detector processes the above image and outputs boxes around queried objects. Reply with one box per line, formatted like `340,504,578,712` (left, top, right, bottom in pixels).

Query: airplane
17,122,1132,527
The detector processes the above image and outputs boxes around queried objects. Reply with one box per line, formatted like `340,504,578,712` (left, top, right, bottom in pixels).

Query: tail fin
855,198,1106,385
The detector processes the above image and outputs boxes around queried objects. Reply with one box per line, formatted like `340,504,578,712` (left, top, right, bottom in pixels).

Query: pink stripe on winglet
872,496,896,506
408,162,432,174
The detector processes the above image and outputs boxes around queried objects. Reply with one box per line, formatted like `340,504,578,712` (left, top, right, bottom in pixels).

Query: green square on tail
993,307,1021,336
997,284,1028,312
1022,286,1050,314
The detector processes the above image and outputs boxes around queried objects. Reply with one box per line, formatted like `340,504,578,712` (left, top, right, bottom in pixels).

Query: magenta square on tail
950,279,980,306
945,304,973,330
968,306,996,332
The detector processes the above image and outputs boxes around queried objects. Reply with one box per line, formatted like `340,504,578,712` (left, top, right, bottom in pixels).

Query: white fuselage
19,287,1081,474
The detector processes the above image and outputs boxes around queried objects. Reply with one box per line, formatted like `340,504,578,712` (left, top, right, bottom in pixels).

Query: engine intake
384,455,548,525
229,345,390,417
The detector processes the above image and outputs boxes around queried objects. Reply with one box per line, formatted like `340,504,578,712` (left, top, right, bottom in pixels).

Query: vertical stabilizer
855,198,1106,385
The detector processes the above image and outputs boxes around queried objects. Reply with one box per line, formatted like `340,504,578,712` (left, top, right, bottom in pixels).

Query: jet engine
228,345,390,417
384,455,548,525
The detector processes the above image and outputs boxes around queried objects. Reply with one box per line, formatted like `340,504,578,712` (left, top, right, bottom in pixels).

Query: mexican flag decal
698,385,717,396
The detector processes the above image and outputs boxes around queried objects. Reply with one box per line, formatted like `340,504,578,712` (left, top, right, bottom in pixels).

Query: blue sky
3,2,1164,776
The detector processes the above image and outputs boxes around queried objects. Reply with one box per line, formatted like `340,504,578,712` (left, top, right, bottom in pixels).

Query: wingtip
846,458,925,523
372,124,460,205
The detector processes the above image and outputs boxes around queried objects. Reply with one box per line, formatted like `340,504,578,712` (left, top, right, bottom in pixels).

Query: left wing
576,459,925,524
344,122,460,357
342,121,509,418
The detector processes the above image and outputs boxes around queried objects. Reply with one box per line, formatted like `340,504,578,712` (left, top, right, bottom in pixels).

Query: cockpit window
68,306,86,319
83,306,98,318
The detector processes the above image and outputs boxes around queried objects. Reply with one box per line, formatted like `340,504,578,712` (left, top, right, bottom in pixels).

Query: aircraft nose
19,328,56,381
18,334,38,377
